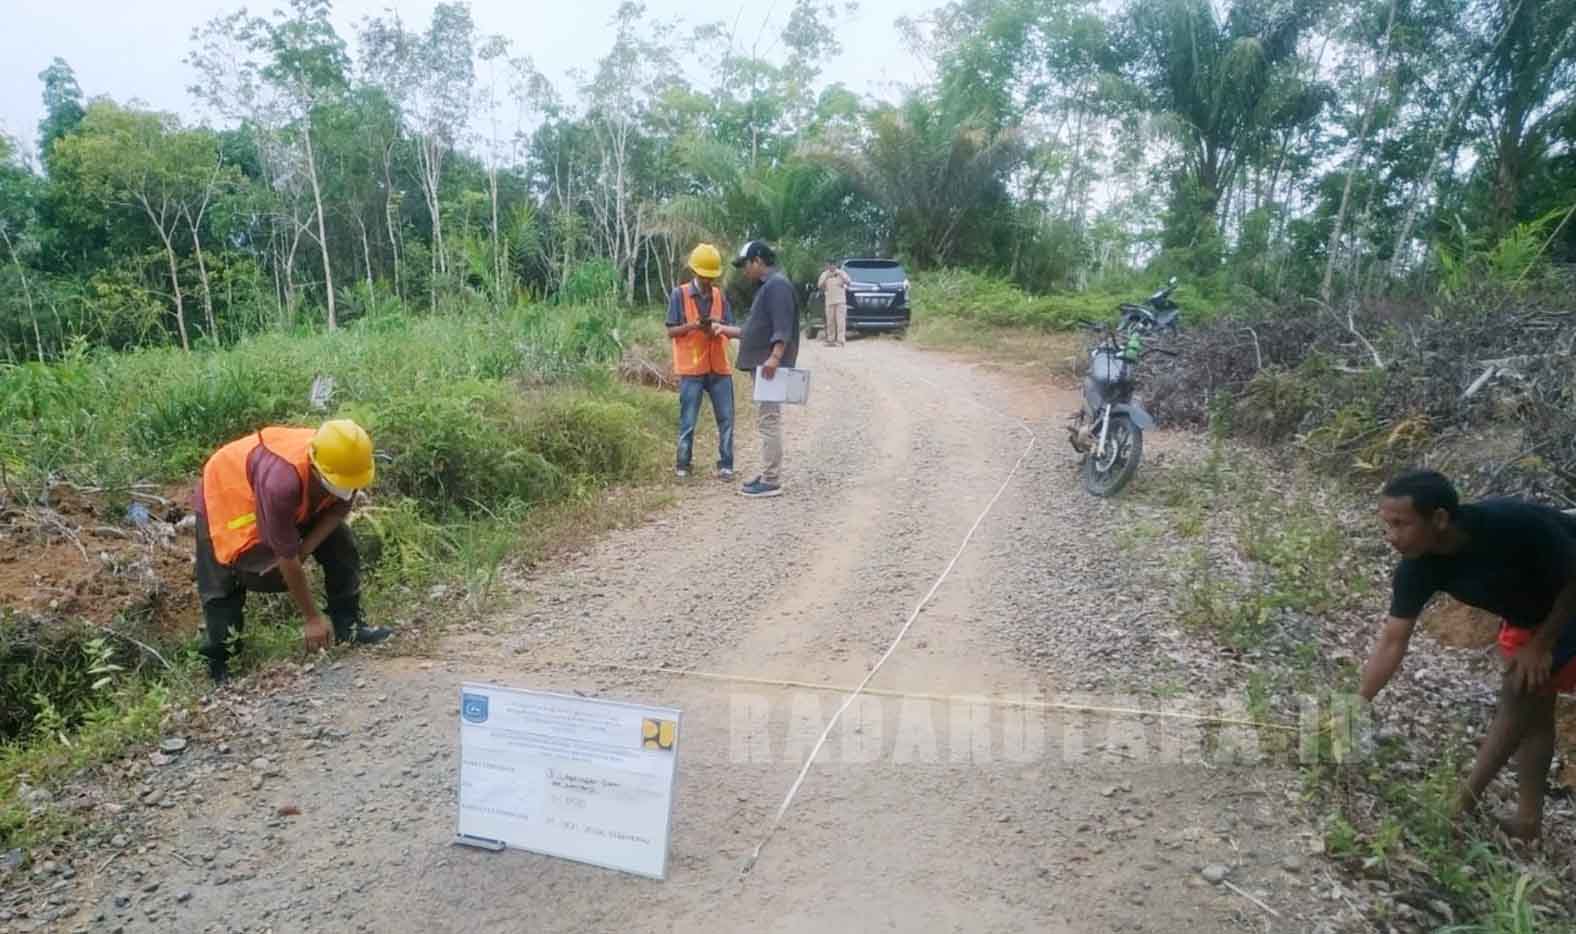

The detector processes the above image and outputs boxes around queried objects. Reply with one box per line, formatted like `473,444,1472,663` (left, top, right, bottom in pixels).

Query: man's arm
1360,616,1418,701
285,502,351,651
1507,519,1576,692
761,283,794,378
300,499,351,555
1511,570,1576,693
277,558,331,650
712,295,741,339
665,289,697,338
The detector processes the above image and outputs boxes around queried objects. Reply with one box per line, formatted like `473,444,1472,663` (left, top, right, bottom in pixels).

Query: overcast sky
2,0,935,158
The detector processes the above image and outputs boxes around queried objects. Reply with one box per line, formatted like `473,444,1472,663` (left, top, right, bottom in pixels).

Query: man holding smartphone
665,243,740,480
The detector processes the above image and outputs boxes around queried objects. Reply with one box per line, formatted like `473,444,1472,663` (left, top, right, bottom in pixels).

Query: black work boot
328,602,392,647
200,599,245,684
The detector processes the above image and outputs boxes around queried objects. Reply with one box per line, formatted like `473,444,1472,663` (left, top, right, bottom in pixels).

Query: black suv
808,258,911,337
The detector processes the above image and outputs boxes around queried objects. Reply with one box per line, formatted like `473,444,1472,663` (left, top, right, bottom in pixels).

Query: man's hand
303,614,332,652
1508,637,1554,693
762,357,780,380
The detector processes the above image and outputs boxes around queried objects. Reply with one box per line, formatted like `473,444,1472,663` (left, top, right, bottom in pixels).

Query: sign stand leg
453,834,506,852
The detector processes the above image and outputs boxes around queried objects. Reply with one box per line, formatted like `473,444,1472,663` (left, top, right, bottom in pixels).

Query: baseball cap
732,240,777,268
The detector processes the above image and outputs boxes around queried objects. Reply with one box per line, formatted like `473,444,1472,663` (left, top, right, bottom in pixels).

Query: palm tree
809,95,1025,267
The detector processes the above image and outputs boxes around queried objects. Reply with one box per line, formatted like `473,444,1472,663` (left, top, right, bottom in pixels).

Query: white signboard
456,682,681,879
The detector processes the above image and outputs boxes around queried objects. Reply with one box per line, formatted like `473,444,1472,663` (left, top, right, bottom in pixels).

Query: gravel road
20,340,1347,934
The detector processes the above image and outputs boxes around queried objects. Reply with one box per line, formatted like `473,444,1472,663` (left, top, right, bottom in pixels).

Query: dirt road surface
51,340,1337,934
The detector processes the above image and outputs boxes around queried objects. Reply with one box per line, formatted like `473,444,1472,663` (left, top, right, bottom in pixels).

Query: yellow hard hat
688,243,723,279
310,419,375,491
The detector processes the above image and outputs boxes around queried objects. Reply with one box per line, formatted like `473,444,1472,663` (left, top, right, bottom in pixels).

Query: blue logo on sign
461,693,489,724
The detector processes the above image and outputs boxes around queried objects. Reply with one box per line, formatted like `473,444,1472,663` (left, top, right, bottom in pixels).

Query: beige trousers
826,302,847,344
756,400,783,484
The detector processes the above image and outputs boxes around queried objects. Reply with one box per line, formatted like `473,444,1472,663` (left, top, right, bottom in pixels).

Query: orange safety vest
672,285,731,377
201,427,334,567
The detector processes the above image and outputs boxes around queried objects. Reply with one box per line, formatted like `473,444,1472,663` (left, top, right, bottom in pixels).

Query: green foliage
557,259,621,307
0,614,143,744
911,267,1224,332
1436,205,1574,299
0,672,172,848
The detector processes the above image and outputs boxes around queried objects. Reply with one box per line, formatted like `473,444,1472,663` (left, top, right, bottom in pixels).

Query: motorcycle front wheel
1081,415,1142,497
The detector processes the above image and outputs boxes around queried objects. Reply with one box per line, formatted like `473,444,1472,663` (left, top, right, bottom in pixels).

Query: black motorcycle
1067,321,1175,496
1118,276,1181,337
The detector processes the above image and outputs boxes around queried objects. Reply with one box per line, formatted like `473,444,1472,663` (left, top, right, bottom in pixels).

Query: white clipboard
753,367,811,405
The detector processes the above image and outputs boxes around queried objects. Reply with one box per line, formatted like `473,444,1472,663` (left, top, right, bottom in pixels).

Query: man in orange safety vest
193,419,391,683
666,243,741,479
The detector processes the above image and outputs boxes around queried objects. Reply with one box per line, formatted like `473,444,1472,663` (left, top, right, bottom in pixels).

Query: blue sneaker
739,477,783,498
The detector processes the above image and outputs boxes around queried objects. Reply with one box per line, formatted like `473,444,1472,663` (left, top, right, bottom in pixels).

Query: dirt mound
1420,596,1501,649
0,484,197,640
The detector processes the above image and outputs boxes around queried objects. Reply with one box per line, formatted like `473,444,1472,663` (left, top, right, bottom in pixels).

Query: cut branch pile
1143,287,1576,502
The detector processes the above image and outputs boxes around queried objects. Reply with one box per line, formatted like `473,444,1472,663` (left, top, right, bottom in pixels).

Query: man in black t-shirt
1360,470,1576,840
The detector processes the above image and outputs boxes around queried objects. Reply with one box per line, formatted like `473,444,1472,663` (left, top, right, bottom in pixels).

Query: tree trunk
357,214,374,297
383,145,402,303
1322,0,1398,304
187,213,217,341
417,135,447,287
139,194,191,353
302,123,337,330
1493,128,1523,231
160,232,190,353
284,213,308,321
270,229,285,322
488,167,503,306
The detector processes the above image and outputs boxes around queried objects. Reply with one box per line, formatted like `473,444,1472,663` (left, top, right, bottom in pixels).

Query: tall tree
582,2,679,303
362,3,476,306
190,0,350,330
36,58,86,169
815,93,1025,266
1476,0,1576,230
1126,0,1328,250
52,103,223,352
1322,0,1400,302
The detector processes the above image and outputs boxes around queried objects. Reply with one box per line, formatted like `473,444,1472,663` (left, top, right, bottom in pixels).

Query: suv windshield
843,260,906,284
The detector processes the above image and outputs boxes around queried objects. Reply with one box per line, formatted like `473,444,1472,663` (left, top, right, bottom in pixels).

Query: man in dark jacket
731,240,800,498
1361,470,1576,840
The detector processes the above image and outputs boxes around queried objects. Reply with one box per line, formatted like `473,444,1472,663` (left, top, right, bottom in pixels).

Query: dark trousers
194,518,360,672
677,374,735,471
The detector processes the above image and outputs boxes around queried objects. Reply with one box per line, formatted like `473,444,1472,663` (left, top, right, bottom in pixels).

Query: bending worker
1361,470,1576,840
193,420,391,682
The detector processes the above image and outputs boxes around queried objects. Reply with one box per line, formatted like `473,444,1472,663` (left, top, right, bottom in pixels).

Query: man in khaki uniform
817,260,851,347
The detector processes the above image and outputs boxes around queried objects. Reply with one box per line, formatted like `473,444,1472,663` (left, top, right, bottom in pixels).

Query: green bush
911,268,1227,332
558,259,622,306
525,391,666,485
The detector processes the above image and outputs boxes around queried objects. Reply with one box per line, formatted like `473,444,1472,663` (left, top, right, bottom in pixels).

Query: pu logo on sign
642,718,676,751
461,693,489,724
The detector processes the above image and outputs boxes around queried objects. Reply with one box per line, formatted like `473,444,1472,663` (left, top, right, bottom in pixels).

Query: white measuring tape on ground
738,365,1040,876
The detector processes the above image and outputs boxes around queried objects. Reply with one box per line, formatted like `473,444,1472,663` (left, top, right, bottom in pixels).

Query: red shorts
1498,623,1576,694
